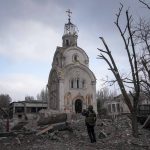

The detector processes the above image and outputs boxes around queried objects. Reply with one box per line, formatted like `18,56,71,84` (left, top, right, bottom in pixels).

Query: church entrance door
75,99,82,113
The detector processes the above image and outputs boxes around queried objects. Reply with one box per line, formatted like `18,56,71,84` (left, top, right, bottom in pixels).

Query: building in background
104,93,150,117
9,100,47,125
104,94,129,117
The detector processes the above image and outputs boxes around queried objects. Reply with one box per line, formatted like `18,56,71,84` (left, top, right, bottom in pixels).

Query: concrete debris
1,114,150,149
48,131,60,141
11,121,28,131
15,137,21,145
98,131,107,139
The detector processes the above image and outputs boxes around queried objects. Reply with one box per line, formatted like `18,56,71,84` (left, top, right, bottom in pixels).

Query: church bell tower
62,9,78,47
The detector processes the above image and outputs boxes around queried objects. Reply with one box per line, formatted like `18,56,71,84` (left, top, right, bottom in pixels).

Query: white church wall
62,67,96,112
63,47,89,67
59,80,65,112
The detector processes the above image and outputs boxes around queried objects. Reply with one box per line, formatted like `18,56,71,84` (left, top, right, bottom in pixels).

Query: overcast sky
0,0,149,101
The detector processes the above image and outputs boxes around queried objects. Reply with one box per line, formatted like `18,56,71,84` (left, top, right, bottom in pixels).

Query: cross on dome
63,9,78,47
66,9,72,23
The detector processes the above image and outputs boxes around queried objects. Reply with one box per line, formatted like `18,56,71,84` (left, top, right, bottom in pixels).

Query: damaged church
47,10,96,113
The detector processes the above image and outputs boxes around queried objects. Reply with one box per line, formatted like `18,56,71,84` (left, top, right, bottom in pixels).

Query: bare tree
98,4,140,137
97,87,116,104
97,87,116,116
0,94,12,108
139,0,150,9
37,88,48,102
0,94,11,132
134,18,150,100
25,96,35,101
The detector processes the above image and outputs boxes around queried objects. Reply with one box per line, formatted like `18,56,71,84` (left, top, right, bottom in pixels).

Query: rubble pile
1,114,150,150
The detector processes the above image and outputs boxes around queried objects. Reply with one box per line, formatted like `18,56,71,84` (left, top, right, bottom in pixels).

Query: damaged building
9,101,47,125
47,10,96,113
104,93,150,118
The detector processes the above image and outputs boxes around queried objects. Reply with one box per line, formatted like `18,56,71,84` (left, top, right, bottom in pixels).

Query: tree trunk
37,113,67,126
131,111,138,137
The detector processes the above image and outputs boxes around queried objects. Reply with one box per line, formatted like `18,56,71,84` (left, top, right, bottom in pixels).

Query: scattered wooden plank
142,115,150,129
36,125,53,136
36,122,68,136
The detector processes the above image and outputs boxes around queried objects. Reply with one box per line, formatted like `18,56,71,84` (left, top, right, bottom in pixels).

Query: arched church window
72,54,79,62
70,78,86,89
71,79,74,88
77,78,79,88
74,55,78,61
66,39,69,46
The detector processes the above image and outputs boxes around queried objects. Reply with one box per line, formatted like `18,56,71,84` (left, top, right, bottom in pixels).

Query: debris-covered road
1,115,150,150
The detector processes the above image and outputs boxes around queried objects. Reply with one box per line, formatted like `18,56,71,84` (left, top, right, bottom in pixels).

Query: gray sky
0,0,149,101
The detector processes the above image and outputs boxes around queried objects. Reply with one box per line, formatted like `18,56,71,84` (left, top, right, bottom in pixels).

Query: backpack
85,110,96,126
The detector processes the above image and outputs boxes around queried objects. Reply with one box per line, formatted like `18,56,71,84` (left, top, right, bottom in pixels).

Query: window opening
117,103,120,112
77,79,79,88
112,104,116,112
71,79,74,88
74,55,78,61
66,39,69,46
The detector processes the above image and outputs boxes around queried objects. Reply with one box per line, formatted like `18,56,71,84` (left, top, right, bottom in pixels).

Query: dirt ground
1,115,150,150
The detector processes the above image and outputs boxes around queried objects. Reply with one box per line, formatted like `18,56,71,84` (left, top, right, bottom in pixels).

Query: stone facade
47,17,96,113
